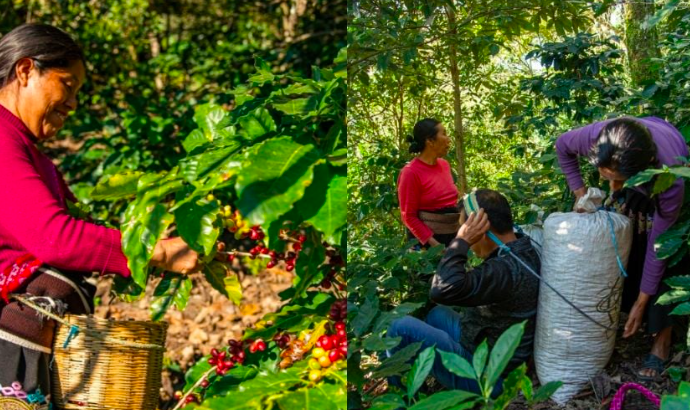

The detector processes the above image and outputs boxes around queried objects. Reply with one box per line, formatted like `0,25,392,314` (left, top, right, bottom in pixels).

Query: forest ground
368,312,687,409
93,267,294,409
506,318,686,409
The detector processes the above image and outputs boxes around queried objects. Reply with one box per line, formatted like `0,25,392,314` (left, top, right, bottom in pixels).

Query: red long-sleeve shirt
397,158,459,244
0,103,130,278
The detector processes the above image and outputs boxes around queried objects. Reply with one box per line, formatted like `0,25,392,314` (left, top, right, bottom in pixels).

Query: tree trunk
398,76,405,152
624,0,661,87
445,7,467,195
148,31,164,91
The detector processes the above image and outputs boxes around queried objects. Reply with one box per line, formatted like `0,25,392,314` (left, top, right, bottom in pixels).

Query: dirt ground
93,268,294,408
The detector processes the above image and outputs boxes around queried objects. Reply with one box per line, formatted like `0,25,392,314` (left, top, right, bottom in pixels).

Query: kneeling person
387,189,540,394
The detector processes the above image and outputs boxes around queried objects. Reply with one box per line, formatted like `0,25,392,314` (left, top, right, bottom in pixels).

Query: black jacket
430,235,540,370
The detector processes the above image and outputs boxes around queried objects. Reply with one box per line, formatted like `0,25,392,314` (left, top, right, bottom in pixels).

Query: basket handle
10,294,165,351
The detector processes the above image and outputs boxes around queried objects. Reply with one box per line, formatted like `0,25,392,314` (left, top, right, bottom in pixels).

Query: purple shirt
555,117,689,295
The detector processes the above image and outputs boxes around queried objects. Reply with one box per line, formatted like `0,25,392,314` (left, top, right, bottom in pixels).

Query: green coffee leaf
194,103,234,142
238,107,276,140
407,346,436,398
665,275,690,289
534,380,564,402
657,290,690,305
174,194,221,255
223,274,243,306
472,340,489,379
493,363,527,409
369,394,406,410
670,301,690,315
203,261,231,298
363,335,401,351
150,275,192,321
656,224,689,260
248,57,275,85
439,350,476,380
407,391,479,410
352,295,379,337
372,342,422,379
275,383,344,410
483,321,525,392
297,164,347,244
625,168,664,188
92,171,142,200
122,200,175,288
235,137,320,227
180,145,241,183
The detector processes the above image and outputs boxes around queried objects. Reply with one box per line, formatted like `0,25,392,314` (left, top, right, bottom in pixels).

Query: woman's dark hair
407,118,441,154
589,117,657,179
0,23,85,88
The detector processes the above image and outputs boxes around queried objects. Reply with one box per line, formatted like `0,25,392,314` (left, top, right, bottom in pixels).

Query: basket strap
0,329,51,353
10,294,165,351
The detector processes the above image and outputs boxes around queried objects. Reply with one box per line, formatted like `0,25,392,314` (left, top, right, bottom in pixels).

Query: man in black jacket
387,189,540,394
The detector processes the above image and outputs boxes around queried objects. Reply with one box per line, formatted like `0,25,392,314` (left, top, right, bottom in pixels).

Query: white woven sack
519,205,545,256
535,208,632,405
519,225,544,257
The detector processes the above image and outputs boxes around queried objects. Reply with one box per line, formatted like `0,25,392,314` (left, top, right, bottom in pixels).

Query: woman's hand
573,187,588,212
623,292,650,338
150,237,201,274
457,209,490,246
573,187,587,199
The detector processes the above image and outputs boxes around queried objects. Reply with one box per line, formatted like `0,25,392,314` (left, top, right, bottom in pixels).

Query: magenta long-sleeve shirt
397,158,459,244
555,116,688,295
0,104,130,278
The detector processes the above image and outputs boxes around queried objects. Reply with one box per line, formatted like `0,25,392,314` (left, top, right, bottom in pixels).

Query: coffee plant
92,49,347,409
661,381,690,409
369,322,561,410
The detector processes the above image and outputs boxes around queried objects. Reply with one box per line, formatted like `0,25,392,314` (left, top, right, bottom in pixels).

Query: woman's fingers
623,310,641,338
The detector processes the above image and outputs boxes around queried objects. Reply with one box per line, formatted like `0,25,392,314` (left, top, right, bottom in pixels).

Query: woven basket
50,315,167,410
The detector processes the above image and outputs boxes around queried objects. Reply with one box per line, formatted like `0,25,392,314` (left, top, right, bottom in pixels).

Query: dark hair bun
408,141,422,154
408,118,440,155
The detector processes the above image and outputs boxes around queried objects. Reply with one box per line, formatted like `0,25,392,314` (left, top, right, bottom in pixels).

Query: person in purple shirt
556,116,689,381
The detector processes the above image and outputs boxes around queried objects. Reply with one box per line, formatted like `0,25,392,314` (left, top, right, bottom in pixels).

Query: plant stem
172,366,216,410
219,250,272,259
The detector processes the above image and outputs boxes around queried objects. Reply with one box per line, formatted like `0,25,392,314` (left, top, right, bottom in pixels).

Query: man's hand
457,209,490,246
623,292,650,338
151,237,202,274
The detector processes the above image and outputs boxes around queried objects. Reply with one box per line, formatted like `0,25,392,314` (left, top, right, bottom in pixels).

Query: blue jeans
387,305,502,396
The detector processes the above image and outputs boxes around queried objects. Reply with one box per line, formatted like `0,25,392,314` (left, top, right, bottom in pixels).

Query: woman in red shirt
0,24,200,404
398,119,459,247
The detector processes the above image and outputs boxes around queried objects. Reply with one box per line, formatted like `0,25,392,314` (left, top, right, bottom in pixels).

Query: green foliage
86,55,346,408
437,322,540,408
188,361,346,410
365,322,560,410
1,0,345,224
95,55,345,307
661,381,690,410
407,347,436,398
